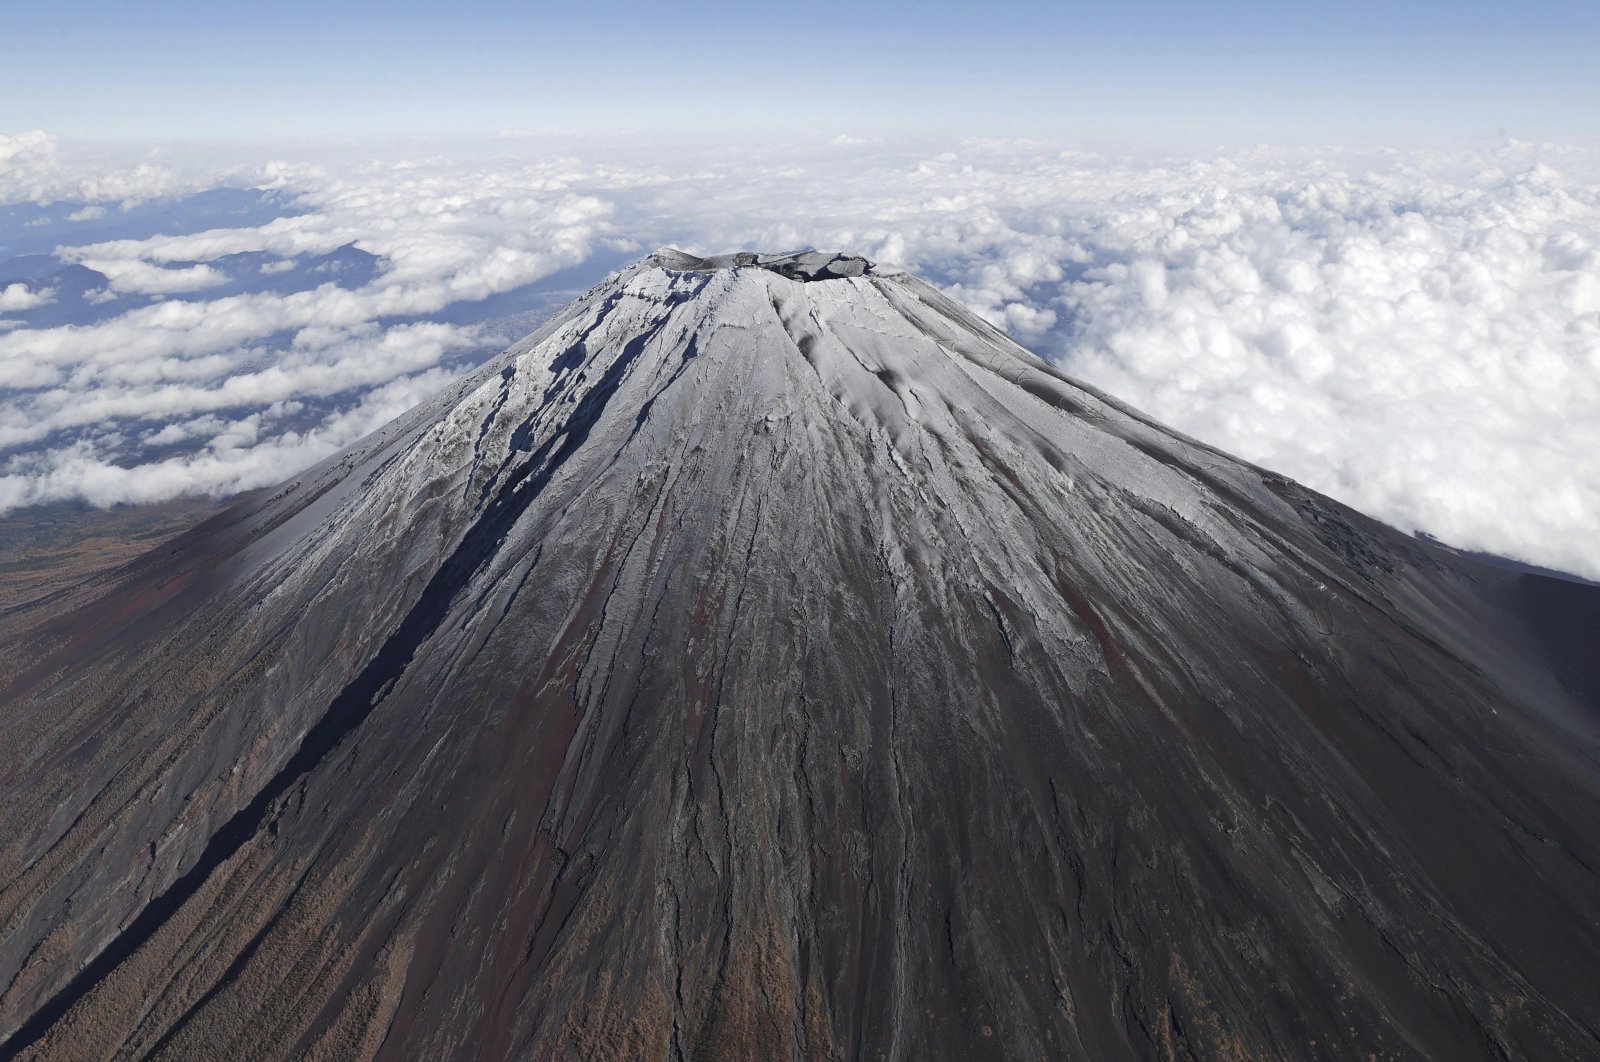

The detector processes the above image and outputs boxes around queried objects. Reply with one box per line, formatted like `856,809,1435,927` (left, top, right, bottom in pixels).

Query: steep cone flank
1,250,1598,1060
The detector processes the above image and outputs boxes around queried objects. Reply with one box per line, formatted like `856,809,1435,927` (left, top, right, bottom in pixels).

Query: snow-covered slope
1,250,1598,1060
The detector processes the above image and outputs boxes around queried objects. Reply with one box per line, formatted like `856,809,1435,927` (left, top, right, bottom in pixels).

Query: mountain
1,249,1597,1061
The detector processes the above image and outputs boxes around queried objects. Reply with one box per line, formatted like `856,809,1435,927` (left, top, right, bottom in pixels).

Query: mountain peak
649,246,877,281
2,250,1599,1059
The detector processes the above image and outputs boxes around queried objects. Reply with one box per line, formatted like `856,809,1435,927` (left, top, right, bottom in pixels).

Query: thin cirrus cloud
0,131,1597,580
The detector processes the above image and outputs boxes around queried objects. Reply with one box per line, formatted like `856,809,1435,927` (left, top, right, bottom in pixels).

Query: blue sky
3,0,1596,145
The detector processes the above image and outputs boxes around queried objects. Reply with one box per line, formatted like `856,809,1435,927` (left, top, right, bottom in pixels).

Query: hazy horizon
5,0,1597,146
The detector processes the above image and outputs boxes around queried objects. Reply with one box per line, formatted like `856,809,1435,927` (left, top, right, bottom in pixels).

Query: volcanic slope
1,249,1598,1061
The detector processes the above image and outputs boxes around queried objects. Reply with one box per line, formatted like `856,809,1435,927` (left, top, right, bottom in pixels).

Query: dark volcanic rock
1,248,1597,1060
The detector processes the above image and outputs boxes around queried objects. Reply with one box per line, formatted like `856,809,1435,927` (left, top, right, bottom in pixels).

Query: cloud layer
2,133,1597,579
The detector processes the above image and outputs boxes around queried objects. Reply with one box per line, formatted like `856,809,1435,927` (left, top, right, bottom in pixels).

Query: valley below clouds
2,130,1597,578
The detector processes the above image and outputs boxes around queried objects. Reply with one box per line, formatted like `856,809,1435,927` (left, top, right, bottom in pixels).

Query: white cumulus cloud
0,283,53,311
1,134,1597,580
